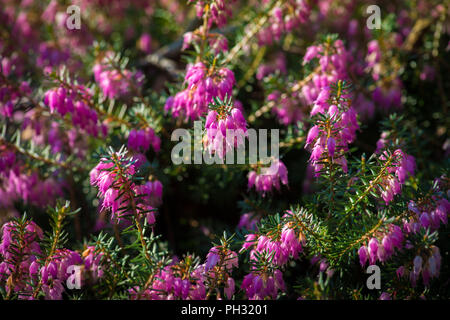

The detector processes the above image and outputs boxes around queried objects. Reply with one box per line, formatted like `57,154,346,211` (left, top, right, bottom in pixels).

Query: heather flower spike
0,0,448,303
305,80,358,176
203,95,248,159
89,148,160,225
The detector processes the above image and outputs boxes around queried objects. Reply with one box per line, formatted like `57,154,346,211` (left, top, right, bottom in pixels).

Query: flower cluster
44,85,108,137
203,98,247,158
358,224,404,266
398,247,442,287
0,220,43,298
256,0,312,46
1,0,449,302
191,0,235,28
129,258,207,300
37,249,83,300
203,245,238,299
241,269,285,300
305,83,358,176
301,39,350,107
247,159,289,196
89,153,159,225
0,216,110,300
377,149,415,204
365,40,403,112
93,59,144,100
404,198,449,234
164,62,235,121
0,164,61,210
128,128,161,153
241,225,304,267
358,182,449,289
134,180,164,210
204,246,238,272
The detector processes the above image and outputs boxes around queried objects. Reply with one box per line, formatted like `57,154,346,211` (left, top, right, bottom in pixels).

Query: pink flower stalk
252,236,292,266
299,39,350,112
190,0,236,28
403,197,449,234
205,246,238,272
44,86,74,115
164,62,235,121
242,217,304,267
268,90,305,125
209,0,234,27
306,125,319,146
382,235,393,256
256,1,311,46
241,269,285,300
203,101,248,158
364,39,404,112
327,137,336,157
280,224,304,259
247,159,288,196
129,261,207,300
205,251,220,271
305,84,358,176
0,221,43,260
90,154,160,225
377,149,415,204
128,128,161,153
136,180,163,208
93,59,144,100
359,224,404,267
40,249,83,300
0,220,43,298
0,158,62,209
43,85,107,137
